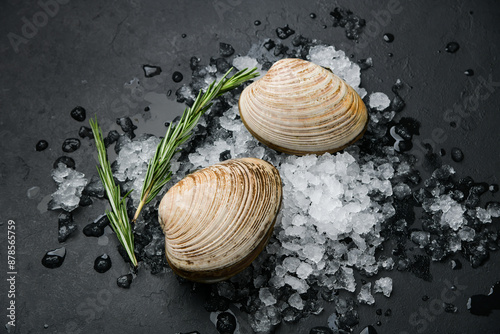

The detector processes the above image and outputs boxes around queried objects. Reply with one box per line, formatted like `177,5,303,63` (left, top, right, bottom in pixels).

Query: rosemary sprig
90,118,138,267
132,67,259,222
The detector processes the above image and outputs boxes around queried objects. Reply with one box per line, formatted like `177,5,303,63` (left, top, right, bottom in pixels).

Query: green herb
90,118,138,267
132,67,259,222
89,67,258,267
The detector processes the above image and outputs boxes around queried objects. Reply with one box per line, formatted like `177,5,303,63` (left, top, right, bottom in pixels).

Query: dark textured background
1,0,499,333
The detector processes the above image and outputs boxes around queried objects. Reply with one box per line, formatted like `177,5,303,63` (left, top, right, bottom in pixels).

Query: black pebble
464,69,474,76
360,325,378,334
117,274,133,288
41,247,66,269
276,25,295,39
467,282,500,316
53,156,75,169
445,42,460,53
219,150,231,161
216,312,237,334
104,130,121,148
219,42,235,57
36,140,48,151
309,326,333,334
263,39,276,51
172,71,183,83
383,33,394,43
78,126,94,139
62,138,81,153
83,214,110,237
451,147,464,162
58,211,77,242
144,106,150,112
142,64,162,78
94,254,112,273
70,106,86,122
451,258,463,270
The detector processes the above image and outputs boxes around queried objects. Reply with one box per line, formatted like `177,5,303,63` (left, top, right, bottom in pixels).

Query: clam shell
158,158,282,283
238,58,368,155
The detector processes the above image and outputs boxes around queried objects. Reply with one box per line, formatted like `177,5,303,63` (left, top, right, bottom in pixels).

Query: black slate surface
1,0,499,333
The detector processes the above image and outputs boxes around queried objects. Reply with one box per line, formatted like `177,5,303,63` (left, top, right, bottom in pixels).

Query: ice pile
48,163,88,212
113,135,161,204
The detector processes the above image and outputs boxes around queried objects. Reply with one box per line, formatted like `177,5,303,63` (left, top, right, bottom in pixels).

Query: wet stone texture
1,1,499,334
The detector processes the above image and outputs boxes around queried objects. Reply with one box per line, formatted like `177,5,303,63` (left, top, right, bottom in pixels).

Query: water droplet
388,52,393,57
44,324,49,329
142,64,162,78
384,309,392,316
172,71,183,83
489,184,499,193
144,106,150,112
376,308,382,315
181,33,187,38
322,24,327,29
219,42,235,57
94,254,112,273
422,295,429,301
254,20,261,26
117,274,133,288
309,13,317,19
445,42,460,53
450,121,457,128
70,106,86,122
464,69,474,76
451,147,464,162
42,247,66,269
62,138,81,153
27,186,40,199
36,140,48,151
376,321,382,326
383,33,394,43
439,148,446,156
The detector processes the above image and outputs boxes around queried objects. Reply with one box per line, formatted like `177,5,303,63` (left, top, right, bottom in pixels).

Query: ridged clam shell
239,58,368,155
158,158,282,283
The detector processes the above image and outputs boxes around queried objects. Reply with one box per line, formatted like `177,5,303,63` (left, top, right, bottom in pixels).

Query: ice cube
373,277,393,297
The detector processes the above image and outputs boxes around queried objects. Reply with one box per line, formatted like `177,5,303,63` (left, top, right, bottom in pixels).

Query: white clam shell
239,58,368,155
158,158,282,283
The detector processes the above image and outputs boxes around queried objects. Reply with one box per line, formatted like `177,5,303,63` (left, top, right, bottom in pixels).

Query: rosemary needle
90,117,138,267
132,67,259,222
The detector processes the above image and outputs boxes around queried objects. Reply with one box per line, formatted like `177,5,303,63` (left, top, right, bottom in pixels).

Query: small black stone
276,25,295,39
451,258,463,270
58,211,77,243
94,254,112,273
464,69,474,76
144,106,150,112
117,274,133,289
53,156,75,169
445,42,460,53
357,58,373,70
172,71,183,83
41,247,66,269
62,138,81,153
216,312,237,334
360,325,378,334
254,20,261,26
219,150,231,161
451,147,464,162
79,195,93,207
104,130,121,148
142,64,162,78
83,214,110,237
219,42,235,57
309,326,333,334
263,39,276,51
70,106,86,122
78,126,94,139
383,33,394,43
36,140,49,151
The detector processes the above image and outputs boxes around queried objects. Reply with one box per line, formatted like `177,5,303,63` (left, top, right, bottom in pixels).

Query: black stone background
1,0,499,333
